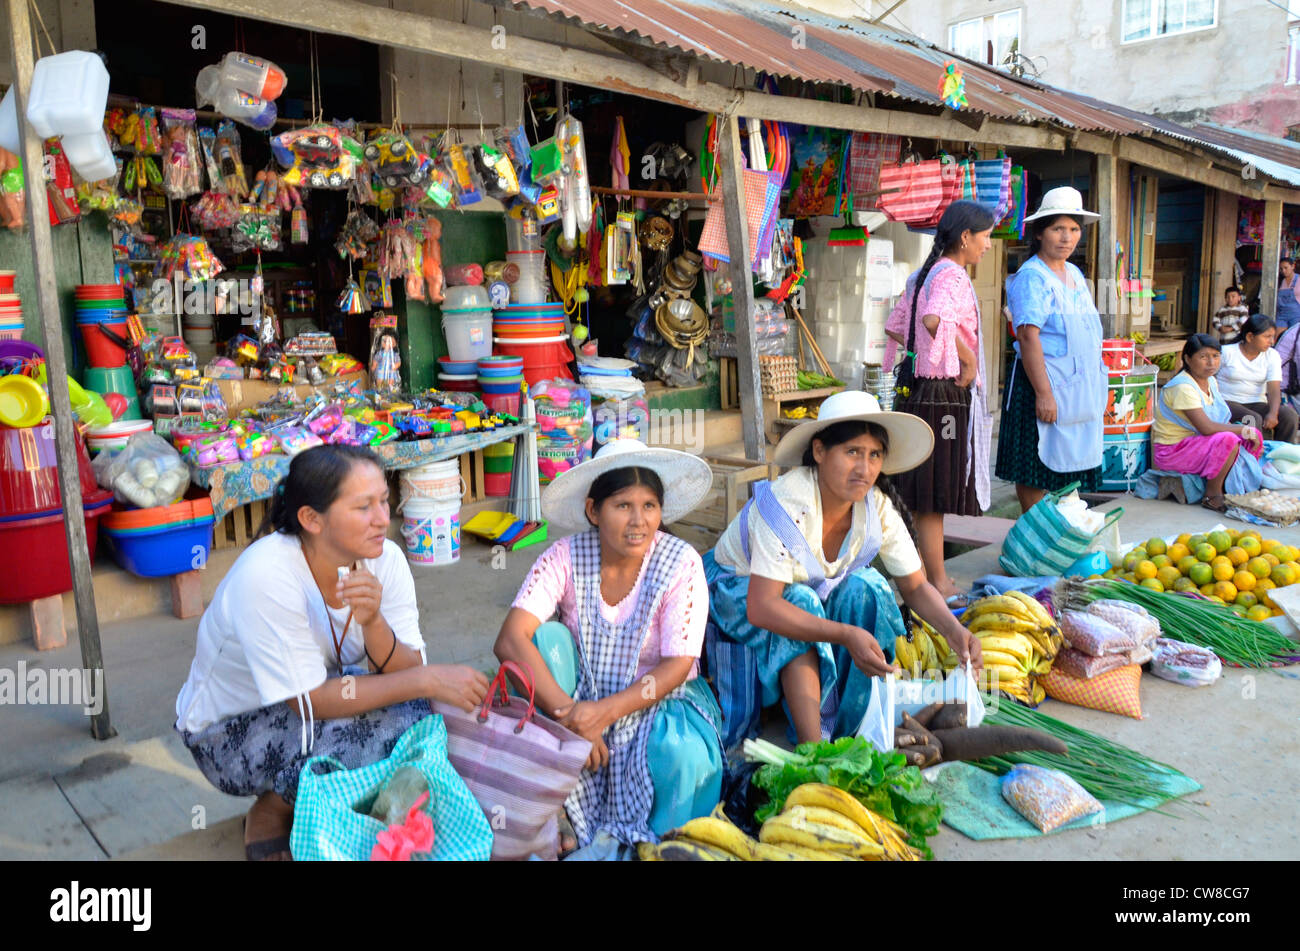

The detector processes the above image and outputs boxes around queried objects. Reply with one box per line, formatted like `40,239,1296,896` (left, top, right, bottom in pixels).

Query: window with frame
948,9,1022,67
1122,0,1217,43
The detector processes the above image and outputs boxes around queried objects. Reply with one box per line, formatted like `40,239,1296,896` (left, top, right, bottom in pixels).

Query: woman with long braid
701,391,983,751
883,199,996,603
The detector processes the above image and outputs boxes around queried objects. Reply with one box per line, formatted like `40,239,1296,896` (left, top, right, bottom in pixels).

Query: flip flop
945,594,972,610
245,834,292,861
1200,495,1228,513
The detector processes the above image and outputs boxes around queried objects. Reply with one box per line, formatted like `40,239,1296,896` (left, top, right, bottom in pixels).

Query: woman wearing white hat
995,186,1107,511
702,391,983,752
493,440,723,856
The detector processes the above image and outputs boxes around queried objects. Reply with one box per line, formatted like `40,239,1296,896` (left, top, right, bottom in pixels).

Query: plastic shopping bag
857,664,985,753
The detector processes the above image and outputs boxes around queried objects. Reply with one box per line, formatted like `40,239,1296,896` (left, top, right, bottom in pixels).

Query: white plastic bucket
442,311,493,362
401,496,460,566
400,459,465,508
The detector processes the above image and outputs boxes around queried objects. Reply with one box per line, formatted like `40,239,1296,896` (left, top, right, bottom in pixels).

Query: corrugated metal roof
511,0,1300,186
511,0,1147,130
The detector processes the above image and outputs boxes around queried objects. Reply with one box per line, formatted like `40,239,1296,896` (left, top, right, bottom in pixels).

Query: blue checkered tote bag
291,714,494,861
973,157,1010,218
999,482,1124,577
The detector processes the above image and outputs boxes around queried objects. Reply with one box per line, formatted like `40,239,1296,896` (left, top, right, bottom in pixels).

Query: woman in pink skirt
1152,334,1264,512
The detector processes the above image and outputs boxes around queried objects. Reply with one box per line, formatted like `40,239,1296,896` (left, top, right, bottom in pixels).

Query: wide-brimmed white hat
772,390,934,473
1023,186,1100,225
541,439,713,534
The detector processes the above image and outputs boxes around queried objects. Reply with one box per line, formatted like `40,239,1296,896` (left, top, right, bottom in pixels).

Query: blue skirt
701,552,906,755
531,622,724,838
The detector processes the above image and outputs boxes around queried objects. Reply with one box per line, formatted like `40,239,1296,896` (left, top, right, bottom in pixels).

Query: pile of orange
1105,529,1299,621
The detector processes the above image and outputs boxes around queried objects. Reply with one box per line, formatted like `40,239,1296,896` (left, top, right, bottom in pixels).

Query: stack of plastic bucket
0,271,21,340
436,356,479,393
0,414,112,603
441,284,493,363
101,498,216,577
75,283,130,368
477,355,523,416
399,460,464,567
181,312,217,367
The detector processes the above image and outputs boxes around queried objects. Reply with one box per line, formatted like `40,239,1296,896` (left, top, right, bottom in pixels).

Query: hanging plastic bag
160,108,203,199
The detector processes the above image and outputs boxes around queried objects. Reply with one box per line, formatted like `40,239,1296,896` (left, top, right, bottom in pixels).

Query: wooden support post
170,571,204,620
1261,199,1283,316
29,595,68,652
7,0,113,738
717,115,765,462
1094,150,1120,337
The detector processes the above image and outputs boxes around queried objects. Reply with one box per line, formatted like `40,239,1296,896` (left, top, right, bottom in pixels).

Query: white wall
903,0,1300,136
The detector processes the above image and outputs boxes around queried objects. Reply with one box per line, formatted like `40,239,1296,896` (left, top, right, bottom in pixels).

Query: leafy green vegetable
746,736,943,859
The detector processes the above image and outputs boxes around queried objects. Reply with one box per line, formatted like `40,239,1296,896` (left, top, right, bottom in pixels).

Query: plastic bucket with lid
1104,365,1158,435
401,496,460,566
400,459,465,508
442,310,493,362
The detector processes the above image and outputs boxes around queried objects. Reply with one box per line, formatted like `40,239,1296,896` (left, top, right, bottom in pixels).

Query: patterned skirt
179,670,430,805
893,377,980,515
994,358,1101,492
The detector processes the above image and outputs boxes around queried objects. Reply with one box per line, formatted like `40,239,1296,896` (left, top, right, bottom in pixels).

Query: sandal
245,835,292,861
1200,494,1228,513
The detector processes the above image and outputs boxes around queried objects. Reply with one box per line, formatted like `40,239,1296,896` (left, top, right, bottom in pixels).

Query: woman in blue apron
702,391,983,754
994,187,1107,512
1277,258,1300,332
494,440,723,858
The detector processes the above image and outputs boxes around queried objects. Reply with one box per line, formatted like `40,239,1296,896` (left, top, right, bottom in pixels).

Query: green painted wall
400,209,507,392
0,211,117,379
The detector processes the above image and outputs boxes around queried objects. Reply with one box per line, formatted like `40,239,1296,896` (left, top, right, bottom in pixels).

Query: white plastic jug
0,86,19,154
26,51,110,136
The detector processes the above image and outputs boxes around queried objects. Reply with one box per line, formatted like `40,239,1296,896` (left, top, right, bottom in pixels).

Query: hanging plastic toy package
214,120,249,198
440,142,484,207
475,144,519,200
335,209,380,260
158,108,202,199
557,114,592,246
232,204,282,252
337,279,370,315
196,126,224,193
369,314,402,394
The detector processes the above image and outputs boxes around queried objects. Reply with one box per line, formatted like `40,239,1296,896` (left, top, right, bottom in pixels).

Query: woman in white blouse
1217,314,1298,443
175,445,489,860
702,391,982,752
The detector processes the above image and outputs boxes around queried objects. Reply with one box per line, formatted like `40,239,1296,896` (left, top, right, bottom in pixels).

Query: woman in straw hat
494,440,724,857
995,186,1106,511
703,391,983,752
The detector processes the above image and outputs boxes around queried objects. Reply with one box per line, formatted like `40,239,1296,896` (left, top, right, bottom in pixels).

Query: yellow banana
962,595,1037,625
668,809,807,860
977,633,1035,662
980,649,1031,672
782,804,878,841
1033,656,1055,676
929,631,952,663
1004,589,1057,629
1023,626,1057,659
783,783,881,838
760,814,884,859
894,636,917,673
1032,681,1046,705
968,613,1040,635
637,839,739,861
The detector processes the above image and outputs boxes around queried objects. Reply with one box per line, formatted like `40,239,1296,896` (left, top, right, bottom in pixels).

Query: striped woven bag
999,482,1124,577
434,660,591,861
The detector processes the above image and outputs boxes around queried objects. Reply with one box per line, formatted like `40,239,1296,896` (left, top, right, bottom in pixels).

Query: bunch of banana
958,592,1062,704
760,783,924,861
640,805,806,860
896,617,957,678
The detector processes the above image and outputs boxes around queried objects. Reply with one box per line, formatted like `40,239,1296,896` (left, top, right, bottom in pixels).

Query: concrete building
898,0,1300,139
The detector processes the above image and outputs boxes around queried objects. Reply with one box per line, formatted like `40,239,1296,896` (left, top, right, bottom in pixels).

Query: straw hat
1023,186,1100,225
541,439,714,534
772,390,934,473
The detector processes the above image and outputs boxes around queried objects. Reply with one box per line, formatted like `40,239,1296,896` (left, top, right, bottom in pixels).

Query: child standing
1212,286,1249,343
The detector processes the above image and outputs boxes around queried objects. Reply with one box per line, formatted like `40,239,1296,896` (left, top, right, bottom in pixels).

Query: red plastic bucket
483,471,512,497
481,391,522,416
0,490,111,603
78,318,130,368
494,336,573,387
